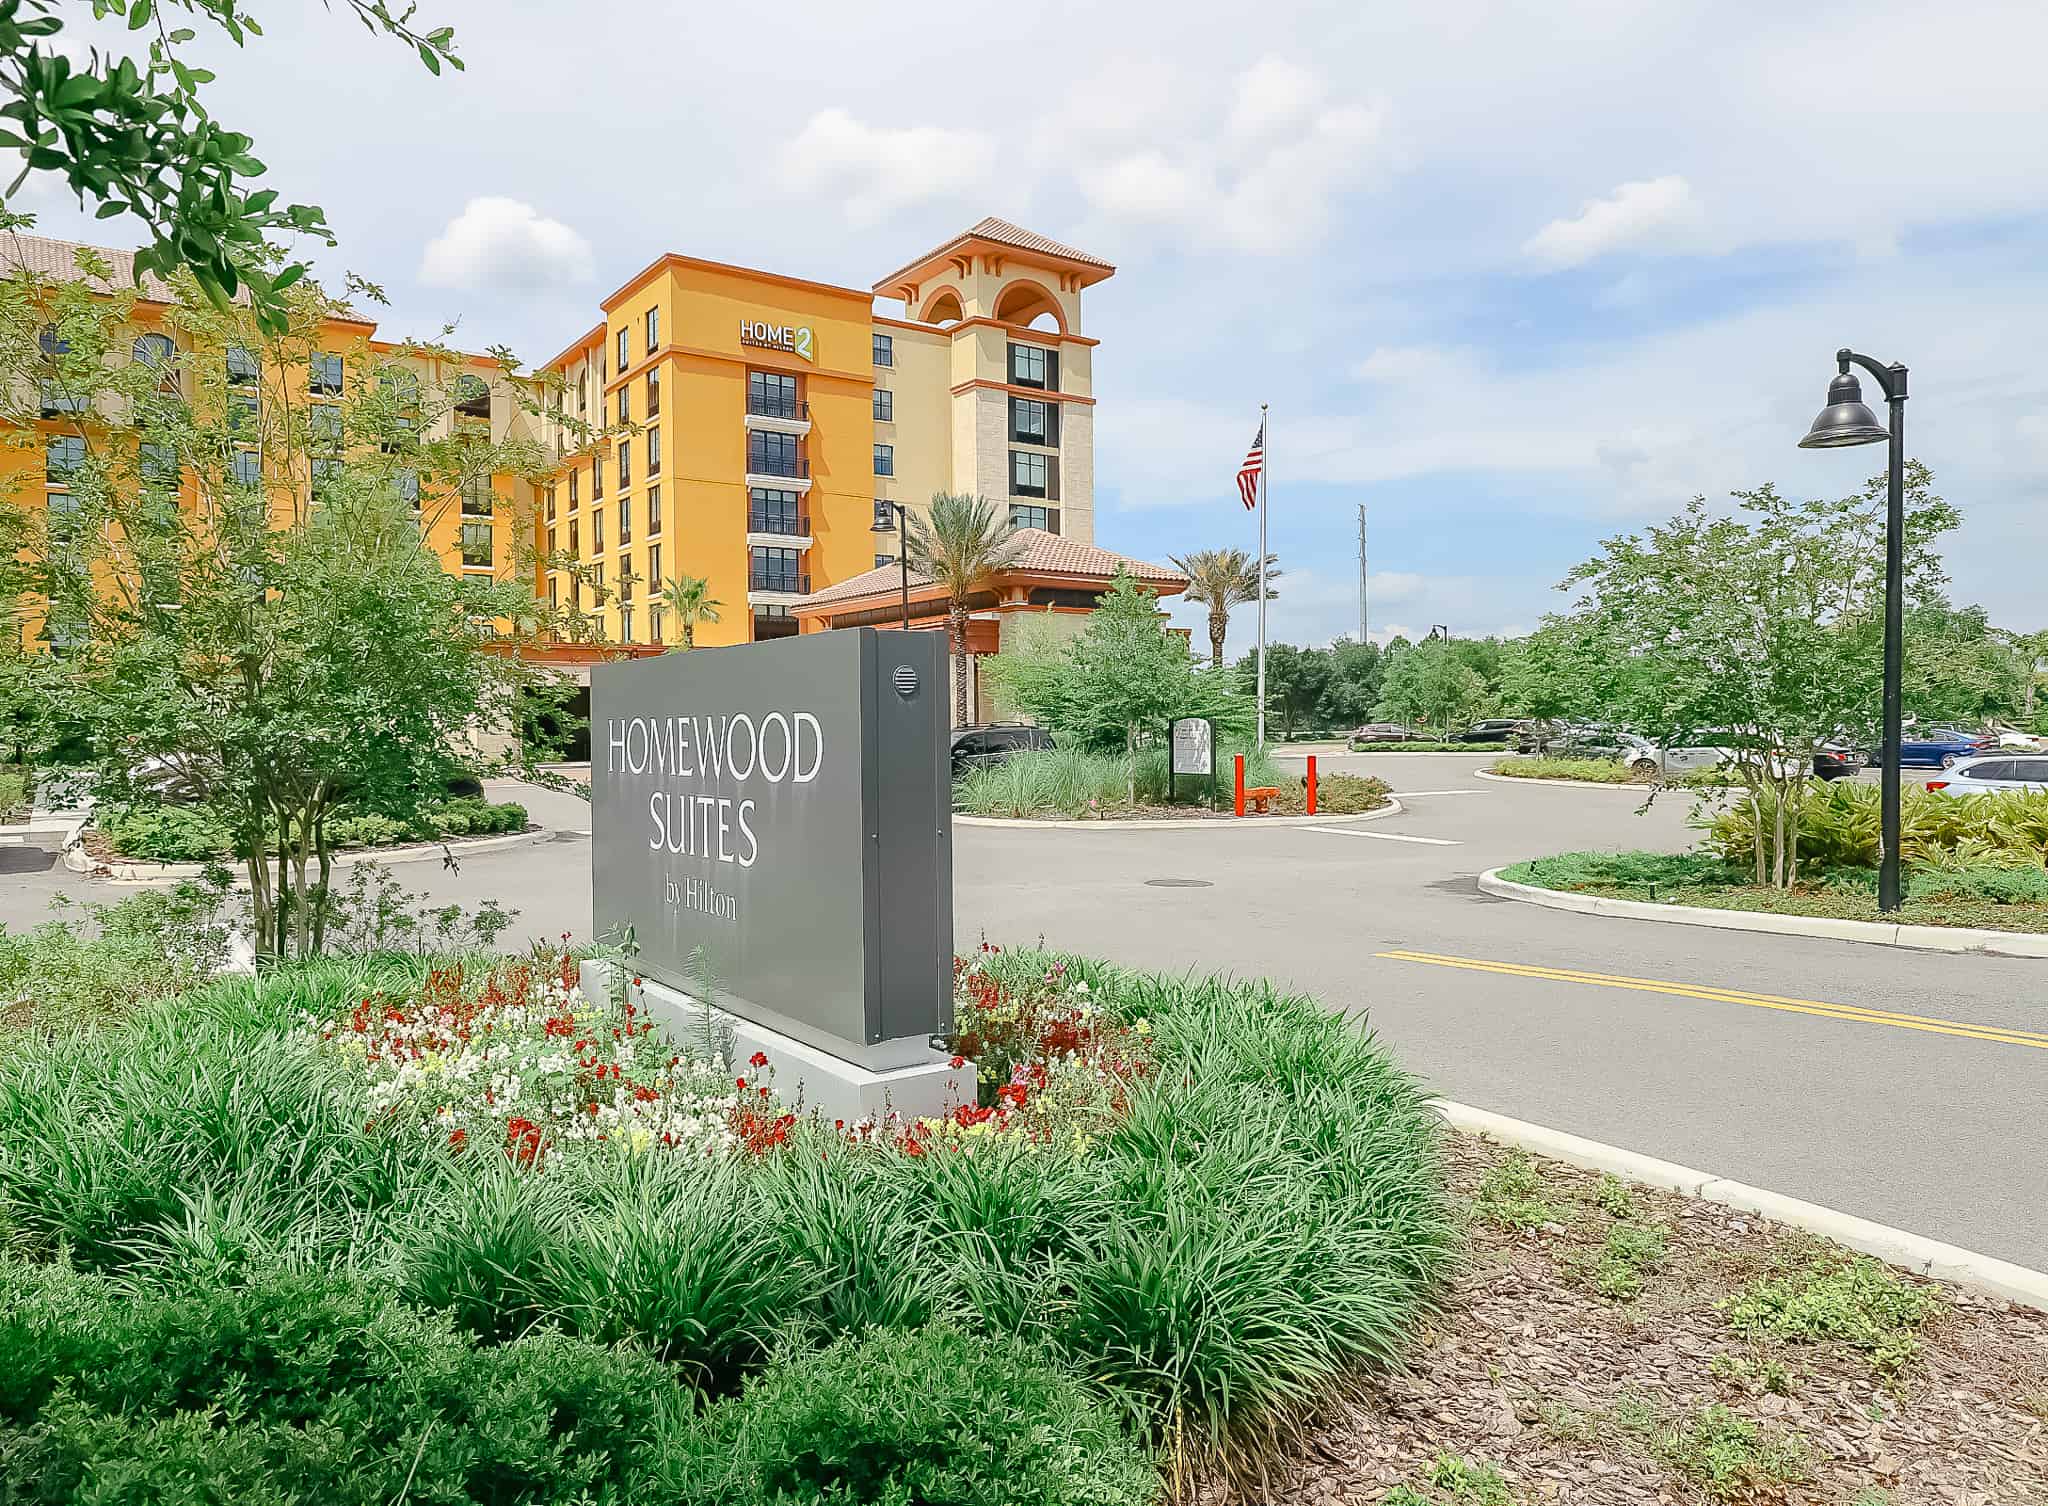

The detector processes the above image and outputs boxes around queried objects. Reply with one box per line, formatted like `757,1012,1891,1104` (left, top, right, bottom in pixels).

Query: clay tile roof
872,217,1115,294
795,528,1185,610
1,230,182,302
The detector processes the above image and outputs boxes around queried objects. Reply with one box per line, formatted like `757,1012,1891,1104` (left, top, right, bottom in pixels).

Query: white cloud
1368,570,1426,604
1522,175,1703,269
780,109,996,227
1352,345,1473,385
419,198,593,291
1076,57,1387,255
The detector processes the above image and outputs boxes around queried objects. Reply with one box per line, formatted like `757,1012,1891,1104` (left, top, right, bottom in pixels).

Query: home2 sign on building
739,318,814,362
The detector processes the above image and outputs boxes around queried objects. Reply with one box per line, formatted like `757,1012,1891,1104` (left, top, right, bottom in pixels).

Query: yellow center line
1376,949,2048,1052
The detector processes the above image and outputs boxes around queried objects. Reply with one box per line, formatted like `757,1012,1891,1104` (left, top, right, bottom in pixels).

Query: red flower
448,1128,467,1150
749,1051,769,1069
949,1055,966,1070
735,1077,747,1090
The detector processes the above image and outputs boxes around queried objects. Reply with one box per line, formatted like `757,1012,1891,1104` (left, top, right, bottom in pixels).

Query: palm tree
656,574,722,649
1168,547,1280,668
906,493,1027,725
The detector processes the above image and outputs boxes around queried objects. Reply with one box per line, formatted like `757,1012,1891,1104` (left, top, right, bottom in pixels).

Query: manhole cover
1143,877,1213,888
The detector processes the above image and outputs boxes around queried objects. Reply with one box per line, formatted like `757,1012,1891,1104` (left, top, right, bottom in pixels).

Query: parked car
1461,719,1525,744
1812,744,1862,781
1892,728,1997,768
1350,723,1417,745
1924,754,2048,796
949,724,1055,776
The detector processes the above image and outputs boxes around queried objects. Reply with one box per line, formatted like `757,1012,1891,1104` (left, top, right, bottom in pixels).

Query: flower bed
0,944,1454,1500
92,796,532,863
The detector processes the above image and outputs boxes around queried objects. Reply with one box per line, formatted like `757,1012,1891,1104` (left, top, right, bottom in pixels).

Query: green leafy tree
1554,463,1959,887
0,251,555,956
1241,641,1328,739
988,571,1252,801
906,491,1025,726
1375,638,1486,732
1316,635,1384,729
1168,545,1278,668
656,573,722,649
1900,602,2032,729
0,0,460,332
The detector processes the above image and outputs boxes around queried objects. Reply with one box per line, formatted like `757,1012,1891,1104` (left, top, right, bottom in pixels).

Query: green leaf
94,201,127,219
271,263,305,291
416,44,440,76
128,0,154,28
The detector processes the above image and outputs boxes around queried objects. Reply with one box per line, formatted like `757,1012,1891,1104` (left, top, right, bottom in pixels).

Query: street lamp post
870,500,912,631
1799,347,1908,912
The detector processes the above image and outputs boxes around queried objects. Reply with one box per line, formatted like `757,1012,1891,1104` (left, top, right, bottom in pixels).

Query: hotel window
309,404,343,449
872,499,893,530
873,443,894,477
592,507,604,553
545,485,557,524
225,344,259,386
617,384,630,424
460,473,493,516
460,521,492,568
1009,396,1057,446
747,369,798,419
309,352,343,396
616,327,629,371
748,429,802,478
593,559,605,589
577,373,587,415
1008,343,1055,390
230,448,260,488
646,484,661,536
140,441,178,487
46,434,84,484
872,332,893,368
750,545,803,594
132,332,178,391
619,606,634,643
875,552,897,570
646,543,661,593
1010,449,1051,498
645,307,659,350
569,471,579,507
395,469,420,507
548,578,559,610
44,489,81,541
38,322,69,359
547,525,557,558
619,491,632,545
311,457,340,501
646,425,660,476
1009,503,1055,532
40,379,85,417
619,562,634,603
453,373,490,420
749,486,801,536
872,387,893,422
646,368,660,416
591,455,603,498
569,518,579,554
618,439,630,489
649,605,664,643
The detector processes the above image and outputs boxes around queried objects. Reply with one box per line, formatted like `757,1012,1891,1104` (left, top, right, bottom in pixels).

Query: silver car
1924,754,2048,796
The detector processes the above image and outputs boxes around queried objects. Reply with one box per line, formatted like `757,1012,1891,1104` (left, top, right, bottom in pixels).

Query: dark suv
949,724,1055,777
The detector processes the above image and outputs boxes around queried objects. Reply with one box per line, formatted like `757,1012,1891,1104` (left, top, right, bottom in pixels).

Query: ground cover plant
1490,756,1646,783
1352,740,1507,753
0,767,24,821
0,943,1454,1500
95,796,531,863
1504,847,2048,932
953,743,1287,817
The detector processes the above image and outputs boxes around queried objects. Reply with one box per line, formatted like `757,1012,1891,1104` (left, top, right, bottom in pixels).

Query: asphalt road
5,754,2042,1267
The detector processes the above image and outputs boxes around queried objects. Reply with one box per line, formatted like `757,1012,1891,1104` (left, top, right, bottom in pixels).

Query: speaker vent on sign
893,665,918,698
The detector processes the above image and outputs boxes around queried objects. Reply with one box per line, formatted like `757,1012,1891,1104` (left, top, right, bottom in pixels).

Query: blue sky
15,0,2047,656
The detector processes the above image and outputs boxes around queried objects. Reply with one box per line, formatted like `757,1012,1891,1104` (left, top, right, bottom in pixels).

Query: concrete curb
1434,1099,2048,1312
67,826,559,884
1478,867,2048,958
953,797,1405,832
1274,748,1501,759
1474,769,1650,791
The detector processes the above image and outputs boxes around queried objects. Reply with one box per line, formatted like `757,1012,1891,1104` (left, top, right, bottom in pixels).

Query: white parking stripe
1308,826,1461,846
1383,789,1486,797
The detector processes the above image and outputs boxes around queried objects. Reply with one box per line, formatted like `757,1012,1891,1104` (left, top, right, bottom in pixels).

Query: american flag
1236,418,1265,510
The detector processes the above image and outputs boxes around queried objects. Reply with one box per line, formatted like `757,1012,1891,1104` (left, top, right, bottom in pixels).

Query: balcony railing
747,508,811,537
746,396,810,422
749,569,810,595
746,453,810,480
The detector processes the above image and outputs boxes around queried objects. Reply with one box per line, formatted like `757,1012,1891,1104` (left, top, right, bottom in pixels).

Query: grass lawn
1503,850,2048,933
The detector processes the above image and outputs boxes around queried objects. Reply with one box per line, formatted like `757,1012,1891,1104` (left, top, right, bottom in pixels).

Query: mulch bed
1261,1135,2047,1506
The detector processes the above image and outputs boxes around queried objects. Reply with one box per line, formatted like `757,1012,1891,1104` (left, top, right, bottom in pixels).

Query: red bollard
1307,755,1318,815
1233,753,1246,817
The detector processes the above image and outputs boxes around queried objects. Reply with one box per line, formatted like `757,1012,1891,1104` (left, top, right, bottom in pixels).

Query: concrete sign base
582,960,974,1128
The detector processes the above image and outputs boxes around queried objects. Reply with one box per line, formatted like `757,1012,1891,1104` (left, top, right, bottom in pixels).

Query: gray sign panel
590,628,952,1057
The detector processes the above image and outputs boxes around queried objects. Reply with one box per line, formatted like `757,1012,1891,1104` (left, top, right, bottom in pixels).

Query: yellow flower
628,1127,652,1156
1133,1018,1151,1036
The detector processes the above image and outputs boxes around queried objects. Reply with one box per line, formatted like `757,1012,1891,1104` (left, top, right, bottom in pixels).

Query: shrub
1705,779,2048,872
1489,756,1644,783
0,767,25,821
100,798,529,859
954,744,1284,816
662,1325,1157,1506
0,881,232,1035
1502,851,1746,896
1273,771,1390,814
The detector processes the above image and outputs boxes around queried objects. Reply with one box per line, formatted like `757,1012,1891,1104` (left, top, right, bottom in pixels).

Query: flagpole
1256,402,1268,747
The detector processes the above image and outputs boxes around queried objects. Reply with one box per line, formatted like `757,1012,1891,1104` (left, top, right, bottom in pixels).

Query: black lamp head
1799,370,1889,449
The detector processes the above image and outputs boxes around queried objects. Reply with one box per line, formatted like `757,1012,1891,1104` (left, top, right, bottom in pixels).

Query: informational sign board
1171,717,1215,776
590,629,952,1057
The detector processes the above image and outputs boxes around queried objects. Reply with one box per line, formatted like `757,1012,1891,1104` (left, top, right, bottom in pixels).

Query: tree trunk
683,622,694,649
1208,611,1226,670
1748,777,1767,887
1125,721,1137,805
310,800,332,955
950,601,971,727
